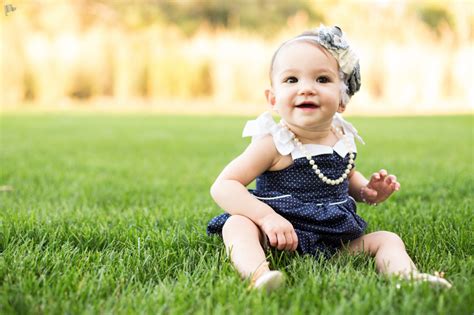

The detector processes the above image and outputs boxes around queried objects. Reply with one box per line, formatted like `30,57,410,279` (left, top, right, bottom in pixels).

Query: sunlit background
1,0,473,115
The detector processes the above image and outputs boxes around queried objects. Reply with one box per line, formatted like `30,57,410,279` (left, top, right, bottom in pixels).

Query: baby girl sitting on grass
207,25,452,291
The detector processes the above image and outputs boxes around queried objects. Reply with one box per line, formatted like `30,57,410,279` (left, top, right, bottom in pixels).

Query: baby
207,25,451,291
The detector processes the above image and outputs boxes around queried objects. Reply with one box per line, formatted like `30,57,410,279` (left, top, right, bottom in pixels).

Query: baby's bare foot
400,271,452,289
249,261,285,292
252,270,285,292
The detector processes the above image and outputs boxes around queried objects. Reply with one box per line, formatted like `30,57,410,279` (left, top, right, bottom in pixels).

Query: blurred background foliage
116,0,324,36
1,0,473,115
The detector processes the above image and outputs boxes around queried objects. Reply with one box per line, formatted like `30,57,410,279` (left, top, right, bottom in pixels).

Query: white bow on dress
332,113,365,145
242,112,295,155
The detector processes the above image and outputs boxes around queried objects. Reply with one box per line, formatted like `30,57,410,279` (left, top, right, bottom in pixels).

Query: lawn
0,113,472,314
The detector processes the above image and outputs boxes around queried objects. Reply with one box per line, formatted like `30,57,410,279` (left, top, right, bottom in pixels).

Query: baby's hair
268,30,319,83
269,28,355,106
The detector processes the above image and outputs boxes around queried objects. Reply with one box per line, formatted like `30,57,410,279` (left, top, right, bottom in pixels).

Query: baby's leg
345,231,451,287
345,231,416,275
222,215,269,278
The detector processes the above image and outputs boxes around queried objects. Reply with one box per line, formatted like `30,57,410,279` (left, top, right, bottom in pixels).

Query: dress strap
242,112,295,155
332,113,365,144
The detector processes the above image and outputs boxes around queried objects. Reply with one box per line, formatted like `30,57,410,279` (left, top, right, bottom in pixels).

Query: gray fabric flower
318,26,349,51
346,63,361,96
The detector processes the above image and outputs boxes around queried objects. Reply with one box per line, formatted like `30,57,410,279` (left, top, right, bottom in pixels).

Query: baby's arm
349,169,400,205
210,135,298,251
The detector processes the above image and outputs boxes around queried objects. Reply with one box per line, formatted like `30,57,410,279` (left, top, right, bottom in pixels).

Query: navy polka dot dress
207,147,367,258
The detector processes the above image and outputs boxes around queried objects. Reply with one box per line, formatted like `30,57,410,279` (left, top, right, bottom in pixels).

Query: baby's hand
361,169,400,205
258,212,298,252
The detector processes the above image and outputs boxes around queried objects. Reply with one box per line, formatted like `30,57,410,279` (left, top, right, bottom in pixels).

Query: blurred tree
414,3,454,36
101,0,324,36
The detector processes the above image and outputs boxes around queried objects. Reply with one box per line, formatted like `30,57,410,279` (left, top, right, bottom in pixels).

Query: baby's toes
404,272,452,289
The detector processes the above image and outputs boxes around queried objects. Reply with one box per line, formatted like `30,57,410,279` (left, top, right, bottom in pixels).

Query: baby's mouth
295,102,319,109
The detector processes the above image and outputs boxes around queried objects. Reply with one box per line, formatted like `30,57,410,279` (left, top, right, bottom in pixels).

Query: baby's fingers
267,232,278,248
370,169,388,183
391,181,401,191
371,172,382,181
386,175,401,191
385,174,396,183
284,231,295,251
276,233,287,250
291,230,298,251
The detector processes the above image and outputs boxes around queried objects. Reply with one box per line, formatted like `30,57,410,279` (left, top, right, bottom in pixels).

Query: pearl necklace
280,122,355,186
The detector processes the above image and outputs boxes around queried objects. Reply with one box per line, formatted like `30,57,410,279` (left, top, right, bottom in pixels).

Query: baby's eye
316,76,330,83
284,76,298,83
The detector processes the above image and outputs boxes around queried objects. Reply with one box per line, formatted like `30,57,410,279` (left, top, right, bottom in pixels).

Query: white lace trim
242,111,295,155
242,111,364,158
291,134,357,160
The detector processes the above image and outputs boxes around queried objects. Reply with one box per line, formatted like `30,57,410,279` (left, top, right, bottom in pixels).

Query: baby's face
267,40,343,131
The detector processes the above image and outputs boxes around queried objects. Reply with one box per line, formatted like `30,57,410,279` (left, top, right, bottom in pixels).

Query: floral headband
287,25,361,97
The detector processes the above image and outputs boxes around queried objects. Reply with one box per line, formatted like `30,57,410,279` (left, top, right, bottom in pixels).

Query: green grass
0,113,473,315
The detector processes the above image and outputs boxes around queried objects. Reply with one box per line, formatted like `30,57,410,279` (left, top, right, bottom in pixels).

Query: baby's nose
298,81,316,95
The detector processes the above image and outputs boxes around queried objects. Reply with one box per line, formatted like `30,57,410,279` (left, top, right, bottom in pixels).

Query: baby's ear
337,103,346,113
265,89,276,107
